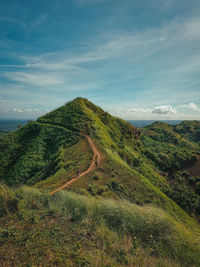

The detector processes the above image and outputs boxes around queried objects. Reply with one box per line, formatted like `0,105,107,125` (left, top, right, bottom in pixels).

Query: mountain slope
0,98,200,220
49,134,101,194
0,121,84,186
175,120,200,145
141,121,200,218
0,97,200,266
1,184,200,266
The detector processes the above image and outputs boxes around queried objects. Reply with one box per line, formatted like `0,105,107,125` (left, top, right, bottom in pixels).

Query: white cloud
3,71,62,86
129,108,151,113
13,108,23,113
108,101,200,120
152,105,176,114
181,18,200,40
26,62,82,71
178,102,200,111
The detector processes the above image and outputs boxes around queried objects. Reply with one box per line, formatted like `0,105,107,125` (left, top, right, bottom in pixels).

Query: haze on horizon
0,0,200,120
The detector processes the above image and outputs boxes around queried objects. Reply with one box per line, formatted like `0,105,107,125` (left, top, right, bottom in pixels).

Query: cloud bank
152,105,176,114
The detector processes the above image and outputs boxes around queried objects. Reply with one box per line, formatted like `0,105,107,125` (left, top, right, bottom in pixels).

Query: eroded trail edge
50,135,101,195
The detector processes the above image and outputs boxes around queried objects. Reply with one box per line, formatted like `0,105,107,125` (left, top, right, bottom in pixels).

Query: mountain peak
37,97,94,133
37,97,138,146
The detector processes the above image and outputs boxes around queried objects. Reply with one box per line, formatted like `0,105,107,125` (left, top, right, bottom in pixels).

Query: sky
0,0,200,120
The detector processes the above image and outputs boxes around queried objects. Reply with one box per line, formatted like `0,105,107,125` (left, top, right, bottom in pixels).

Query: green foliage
168,183,200,215
38,97,138,151
140,121,200,218
38,97,199,220
0,121,80,186
0,185,199,266
0,98,138,189
34,138,92,191
0,97,200,263
0,183,18,216
175,120,200,145
196,181,200,195
141,122,199,172
38,98,93,133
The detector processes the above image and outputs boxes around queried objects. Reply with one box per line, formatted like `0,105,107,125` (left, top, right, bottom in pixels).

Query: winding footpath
50,135,101,195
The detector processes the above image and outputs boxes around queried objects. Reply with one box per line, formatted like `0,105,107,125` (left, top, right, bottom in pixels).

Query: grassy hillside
37,98,200,219
38,97,139,149
141,121,199,172
0,121,86,186
175,120,200,145
0,98,200,266
0,184,200,266
141,121,200,219
0,98,200,218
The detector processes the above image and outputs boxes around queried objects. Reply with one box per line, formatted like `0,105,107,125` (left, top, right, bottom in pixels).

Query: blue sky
0,0,200,120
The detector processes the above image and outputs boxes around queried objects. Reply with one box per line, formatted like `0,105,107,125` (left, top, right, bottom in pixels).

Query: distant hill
0,97,200,266
128,119,184,127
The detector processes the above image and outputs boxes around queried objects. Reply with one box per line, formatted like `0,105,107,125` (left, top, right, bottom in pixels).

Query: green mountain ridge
0,97,200,266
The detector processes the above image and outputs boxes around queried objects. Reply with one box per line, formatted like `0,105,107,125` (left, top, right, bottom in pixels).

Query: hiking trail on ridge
50,135,101,195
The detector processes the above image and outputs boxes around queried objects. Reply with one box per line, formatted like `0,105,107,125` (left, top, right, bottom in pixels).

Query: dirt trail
50,135,101,195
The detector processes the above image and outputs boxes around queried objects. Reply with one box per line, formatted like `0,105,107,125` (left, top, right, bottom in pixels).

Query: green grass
0,121,80,186
0,98,200,220
175,120,200,145
69,153,199,230
34,138,93,192
0,98,200,266
1,98,198,218
140,121,200,218
0,184,199,266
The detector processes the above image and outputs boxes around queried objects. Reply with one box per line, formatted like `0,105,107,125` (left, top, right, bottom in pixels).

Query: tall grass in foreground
49,191,200,264
0,184,200,266
0,183,18,216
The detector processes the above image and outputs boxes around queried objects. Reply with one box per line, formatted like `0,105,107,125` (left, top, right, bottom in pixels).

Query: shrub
0,183,18,216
